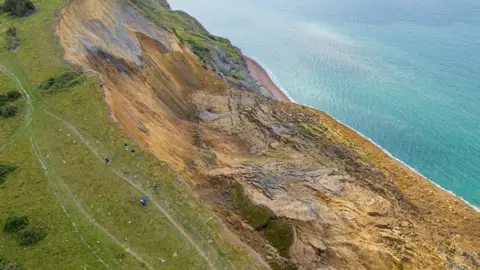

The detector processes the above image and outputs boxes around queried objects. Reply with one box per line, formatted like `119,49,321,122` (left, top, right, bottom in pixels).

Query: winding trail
0,65,33,153
1,65,217,269
30,137,110,269
42,106,217,269
31,132,154,269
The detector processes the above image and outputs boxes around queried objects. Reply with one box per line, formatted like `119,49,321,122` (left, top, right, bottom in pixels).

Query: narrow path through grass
0,66,218,269
29,136,110,268
41,105,216,269
0,64,32,152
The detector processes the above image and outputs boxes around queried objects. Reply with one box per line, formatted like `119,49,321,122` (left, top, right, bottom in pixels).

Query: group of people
124,143,135,156
104,144,135,165
104,143,157,207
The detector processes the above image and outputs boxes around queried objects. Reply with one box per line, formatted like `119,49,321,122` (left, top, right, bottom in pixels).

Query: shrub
3,216,28,233
6,90,21,101
0,94,7,107
18,227,46,245
1,105,18,117
194,132,202,148
40,70,84,92
200,150,217,167
3,0,35,17
0,258,21,270
4,27,19,51
187,159,197,169
0,164,16,184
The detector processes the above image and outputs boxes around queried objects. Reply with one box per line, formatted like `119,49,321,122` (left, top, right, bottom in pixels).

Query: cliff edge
56,0,480,269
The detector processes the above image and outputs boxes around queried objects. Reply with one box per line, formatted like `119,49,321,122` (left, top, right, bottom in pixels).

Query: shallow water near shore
170,0,480,208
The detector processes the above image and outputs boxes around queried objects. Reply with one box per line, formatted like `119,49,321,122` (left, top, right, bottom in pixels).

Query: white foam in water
337,121,480,213
249,55,480,213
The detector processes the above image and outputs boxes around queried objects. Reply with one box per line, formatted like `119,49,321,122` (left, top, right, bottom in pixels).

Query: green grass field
0,0,263,269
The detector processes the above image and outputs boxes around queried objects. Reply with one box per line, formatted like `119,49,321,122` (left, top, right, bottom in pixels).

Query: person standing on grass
131,149,135,156
153,183,157,191
105,157,110,165
124,143,129,151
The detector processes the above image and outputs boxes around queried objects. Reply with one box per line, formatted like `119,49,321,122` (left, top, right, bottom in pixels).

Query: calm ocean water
170,0,480,208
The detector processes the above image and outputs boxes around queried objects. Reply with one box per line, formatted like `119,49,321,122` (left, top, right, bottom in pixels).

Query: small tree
4,27,19,51
1,105,18,117
18,227,46,245
6,90,21,101
0,164,16,184
3,0,35,17
3,216,28,233
0,94,7,106
0,258,21,270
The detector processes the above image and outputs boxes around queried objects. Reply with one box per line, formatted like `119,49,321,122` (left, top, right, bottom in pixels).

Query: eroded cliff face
56,0,480,269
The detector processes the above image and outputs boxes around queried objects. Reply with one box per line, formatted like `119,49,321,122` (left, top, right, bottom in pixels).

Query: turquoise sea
170,0,480,208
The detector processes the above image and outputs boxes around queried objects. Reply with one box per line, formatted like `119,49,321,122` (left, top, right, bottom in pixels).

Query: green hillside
0,0,262,269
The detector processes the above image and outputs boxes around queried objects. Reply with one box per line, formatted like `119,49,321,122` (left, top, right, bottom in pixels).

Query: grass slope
0,0,263,269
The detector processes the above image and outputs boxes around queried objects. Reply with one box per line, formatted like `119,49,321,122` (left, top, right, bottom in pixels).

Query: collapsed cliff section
131,0,261,93
192,91,480,269
56,0,480,269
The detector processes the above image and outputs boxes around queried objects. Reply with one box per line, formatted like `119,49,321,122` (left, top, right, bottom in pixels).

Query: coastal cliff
53,0,480,269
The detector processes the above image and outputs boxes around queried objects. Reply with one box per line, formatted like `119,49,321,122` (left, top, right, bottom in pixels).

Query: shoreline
328,114,480,212
245,56,293,103
246,55,479,212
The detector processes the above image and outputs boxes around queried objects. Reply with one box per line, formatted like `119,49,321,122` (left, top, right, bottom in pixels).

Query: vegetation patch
0,95,7,107
193,131,203,148
200,149,217,167
0,164,16,184
6,91,21,101
18,227,46,246
0,105,18,117
225,70,242,80
187,159,197,169
132,0,243,71
0,90,21,117
1,0,35,17
0,257,21,270
301,123,328,137
229,182,294,259
211,36,241,60
3,216,28,233
229,182,272,229
262,219,294,257
268,260,297,270
39,70,84,92
4,27,20,51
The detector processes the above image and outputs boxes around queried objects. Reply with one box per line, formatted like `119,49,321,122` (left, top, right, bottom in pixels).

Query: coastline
245,56,293,103
326,113,480,212
246,55,479,212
